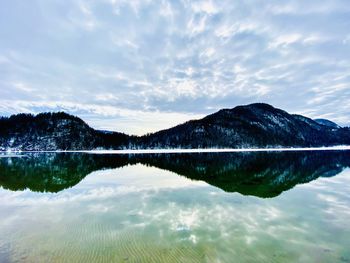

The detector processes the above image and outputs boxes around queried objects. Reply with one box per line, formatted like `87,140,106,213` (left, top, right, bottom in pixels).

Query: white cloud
191,0,218,14
175,80,197,97
187,15,207,35
159,0,175,18
215,22,262,38
12,82,34,93
269,34,302,48
200,47,215,58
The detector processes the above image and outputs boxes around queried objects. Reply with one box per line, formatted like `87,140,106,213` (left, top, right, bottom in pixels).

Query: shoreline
1,145,350,154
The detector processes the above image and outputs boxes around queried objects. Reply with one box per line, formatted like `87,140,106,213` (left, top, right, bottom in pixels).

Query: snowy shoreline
1,145,350,155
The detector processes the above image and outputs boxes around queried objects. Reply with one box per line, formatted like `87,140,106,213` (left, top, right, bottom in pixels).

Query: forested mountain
0,112,131,151
0,103,349,150
138,103,350,148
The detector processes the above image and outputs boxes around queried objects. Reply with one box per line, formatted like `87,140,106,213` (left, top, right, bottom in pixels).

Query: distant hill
314,118,341,129
0,103,349,150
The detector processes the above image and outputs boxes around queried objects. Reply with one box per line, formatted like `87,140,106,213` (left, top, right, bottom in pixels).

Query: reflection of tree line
0,154,132,193
0,151,349,198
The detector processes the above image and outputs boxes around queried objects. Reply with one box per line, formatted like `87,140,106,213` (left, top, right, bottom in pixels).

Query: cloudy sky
1,0,350,135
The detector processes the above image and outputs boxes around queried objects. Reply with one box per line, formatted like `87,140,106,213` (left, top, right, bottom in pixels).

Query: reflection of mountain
0,154,132,193
138,152,350,197
0,151,349,197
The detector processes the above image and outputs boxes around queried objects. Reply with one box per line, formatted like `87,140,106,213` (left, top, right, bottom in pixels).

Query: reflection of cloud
1,165,350,261
0,165,208,206
318,193,350,220
88,203,111,213
297,169,350,225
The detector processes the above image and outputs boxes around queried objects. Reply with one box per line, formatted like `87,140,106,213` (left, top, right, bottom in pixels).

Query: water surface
0,151,349,262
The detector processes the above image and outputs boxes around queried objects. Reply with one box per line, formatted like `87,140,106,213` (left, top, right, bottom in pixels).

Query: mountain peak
239,102,276,110
314,119,340,129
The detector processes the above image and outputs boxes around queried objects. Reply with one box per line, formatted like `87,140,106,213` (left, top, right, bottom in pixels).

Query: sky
0,0,350,135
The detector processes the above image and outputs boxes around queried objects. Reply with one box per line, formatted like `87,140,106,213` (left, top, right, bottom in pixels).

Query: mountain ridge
0,103,349,151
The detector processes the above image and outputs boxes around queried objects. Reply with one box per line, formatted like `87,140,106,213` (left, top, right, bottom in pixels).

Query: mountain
314,118,341,129
139,103,350,148
0,103,349,150
0,112,131,151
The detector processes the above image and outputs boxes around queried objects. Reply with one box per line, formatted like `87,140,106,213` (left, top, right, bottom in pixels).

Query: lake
0,151,349,262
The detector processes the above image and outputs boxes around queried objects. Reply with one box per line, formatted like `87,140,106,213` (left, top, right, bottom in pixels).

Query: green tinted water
0,151,349,262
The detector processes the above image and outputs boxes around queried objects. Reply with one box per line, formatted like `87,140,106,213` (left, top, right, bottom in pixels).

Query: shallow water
0,151,349,262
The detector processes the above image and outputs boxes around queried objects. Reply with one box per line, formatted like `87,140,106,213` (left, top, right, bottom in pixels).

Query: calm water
0,151,350,263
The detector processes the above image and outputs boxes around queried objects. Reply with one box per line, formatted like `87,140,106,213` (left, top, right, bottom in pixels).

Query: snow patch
2,145,350,154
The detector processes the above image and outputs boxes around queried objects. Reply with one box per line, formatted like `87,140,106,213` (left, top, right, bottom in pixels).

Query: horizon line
1,145,350,155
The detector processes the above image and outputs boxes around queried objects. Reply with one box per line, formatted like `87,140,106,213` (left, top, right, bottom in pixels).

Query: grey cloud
0,0,349,134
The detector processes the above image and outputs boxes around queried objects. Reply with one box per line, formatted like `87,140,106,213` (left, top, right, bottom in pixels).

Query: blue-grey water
0,151,349,262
